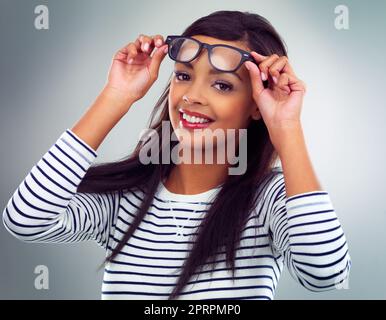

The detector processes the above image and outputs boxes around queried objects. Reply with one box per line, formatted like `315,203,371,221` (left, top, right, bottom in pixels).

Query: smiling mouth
178,110,215,129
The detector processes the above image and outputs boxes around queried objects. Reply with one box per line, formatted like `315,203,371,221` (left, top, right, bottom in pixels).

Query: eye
174,71,190,82
214,81,233,92
173,71,233,92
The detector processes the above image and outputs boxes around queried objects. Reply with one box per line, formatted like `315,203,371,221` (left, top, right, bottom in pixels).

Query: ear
250,101,262,121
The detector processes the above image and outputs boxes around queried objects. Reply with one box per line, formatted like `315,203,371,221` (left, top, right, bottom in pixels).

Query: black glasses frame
165,35,258,73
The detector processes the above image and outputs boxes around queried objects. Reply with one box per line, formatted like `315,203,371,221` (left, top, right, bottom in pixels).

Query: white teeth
182,112,210,124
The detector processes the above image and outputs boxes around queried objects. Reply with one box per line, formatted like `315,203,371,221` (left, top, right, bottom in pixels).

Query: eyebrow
176,61,243,82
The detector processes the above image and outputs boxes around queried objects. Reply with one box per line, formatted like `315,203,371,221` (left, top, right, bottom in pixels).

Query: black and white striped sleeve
2,129,120,249
266,173,352,292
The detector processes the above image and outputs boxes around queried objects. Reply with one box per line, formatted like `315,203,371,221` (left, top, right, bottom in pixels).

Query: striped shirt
2,129,352,300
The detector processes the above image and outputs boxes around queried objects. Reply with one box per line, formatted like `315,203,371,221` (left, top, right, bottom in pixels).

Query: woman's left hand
245,52,307,143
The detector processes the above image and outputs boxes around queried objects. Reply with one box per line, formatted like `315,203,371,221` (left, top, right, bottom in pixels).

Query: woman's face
168,35,261,157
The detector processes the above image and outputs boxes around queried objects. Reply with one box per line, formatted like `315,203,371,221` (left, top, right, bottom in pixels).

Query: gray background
0,0,385,299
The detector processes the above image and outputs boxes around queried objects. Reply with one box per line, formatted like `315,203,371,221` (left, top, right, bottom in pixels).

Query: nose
181,91,205,107
181,77,209,106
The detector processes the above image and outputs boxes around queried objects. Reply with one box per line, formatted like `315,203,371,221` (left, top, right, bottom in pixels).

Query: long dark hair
77,10,288,299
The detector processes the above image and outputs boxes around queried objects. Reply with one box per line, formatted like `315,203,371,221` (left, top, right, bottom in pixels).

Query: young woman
2,10,351,300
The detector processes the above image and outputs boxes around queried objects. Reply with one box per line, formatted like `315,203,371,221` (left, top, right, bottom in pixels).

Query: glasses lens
210,46,243,71
169,38,200,62
169,37,243,71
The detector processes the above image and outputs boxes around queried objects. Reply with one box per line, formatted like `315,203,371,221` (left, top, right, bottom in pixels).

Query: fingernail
144,42,149,52
272,76,278,84
261,72,267,81
163,45,168,54
128,58,133,64
156,39,162,46
245,62,250,70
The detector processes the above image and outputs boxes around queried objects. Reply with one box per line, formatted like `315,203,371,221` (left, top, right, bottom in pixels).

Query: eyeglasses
165,35,258,73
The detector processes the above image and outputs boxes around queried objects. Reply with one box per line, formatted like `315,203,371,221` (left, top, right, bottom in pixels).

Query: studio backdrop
0,0,385,299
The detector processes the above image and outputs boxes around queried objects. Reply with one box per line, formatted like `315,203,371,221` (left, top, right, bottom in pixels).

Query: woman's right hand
104,34,169,108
